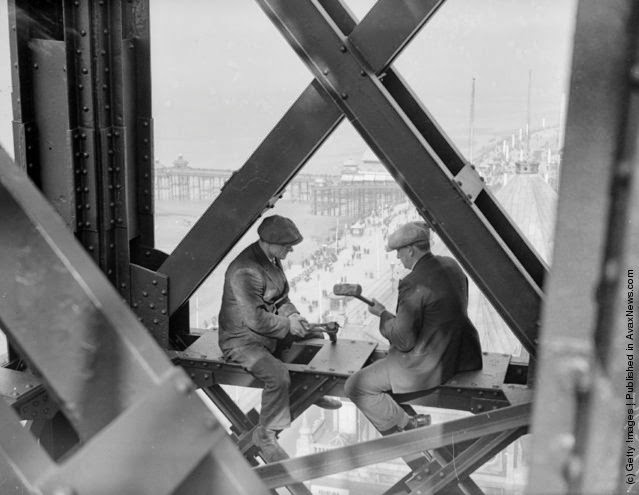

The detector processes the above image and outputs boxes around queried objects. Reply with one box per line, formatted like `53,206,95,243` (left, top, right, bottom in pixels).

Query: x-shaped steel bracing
160,0,546,356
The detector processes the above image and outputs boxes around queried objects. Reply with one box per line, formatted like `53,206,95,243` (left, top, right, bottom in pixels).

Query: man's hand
368,298,386,317
289,313,309,337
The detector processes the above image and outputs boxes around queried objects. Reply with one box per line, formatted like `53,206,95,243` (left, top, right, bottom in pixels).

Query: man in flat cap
219,215,341,460
345,221,482,434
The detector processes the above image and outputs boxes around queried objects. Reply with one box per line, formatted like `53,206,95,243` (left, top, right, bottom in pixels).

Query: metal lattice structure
0,0,634,493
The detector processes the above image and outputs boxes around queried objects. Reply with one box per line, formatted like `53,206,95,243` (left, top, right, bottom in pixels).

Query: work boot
313,396,342,410
403,413,431,431
252,426,287,462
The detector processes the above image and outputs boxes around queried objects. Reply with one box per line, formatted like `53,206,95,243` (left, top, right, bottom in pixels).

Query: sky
0,0,577,174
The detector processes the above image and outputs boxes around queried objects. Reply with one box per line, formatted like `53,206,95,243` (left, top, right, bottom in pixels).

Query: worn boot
252,426,287,462
313,396,342,410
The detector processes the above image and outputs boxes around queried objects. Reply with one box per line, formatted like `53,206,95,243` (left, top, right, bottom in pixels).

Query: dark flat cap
258,215,303,245
386,221,430,251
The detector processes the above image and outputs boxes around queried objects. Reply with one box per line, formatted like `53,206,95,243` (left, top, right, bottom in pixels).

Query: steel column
527,1,639,494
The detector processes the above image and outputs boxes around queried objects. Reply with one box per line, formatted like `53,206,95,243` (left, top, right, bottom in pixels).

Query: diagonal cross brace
160,0,544,356
255,402,531,488
159,0,446,314
254,0,543,354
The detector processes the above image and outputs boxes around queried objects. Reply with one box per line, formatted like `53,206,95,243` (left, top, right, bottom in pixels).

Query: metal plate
445,352,511,389
183,330,224,360
130,263,169,348
306,339,377,376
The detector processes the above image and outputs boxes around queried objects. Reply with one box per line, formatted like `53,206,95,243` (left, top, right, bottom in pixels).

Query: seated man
218,215,340,459
345,221,482,434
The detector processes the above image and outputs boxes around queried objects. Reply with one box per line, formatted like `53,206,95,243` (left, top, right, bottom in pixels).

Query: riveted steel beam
0,395,54,494
255,0,543,355
405,427,526,494
255,402,531,488
0,146,169,439
7,0,155,300
528,1,639,494
160,0,444,316
0,147,269,493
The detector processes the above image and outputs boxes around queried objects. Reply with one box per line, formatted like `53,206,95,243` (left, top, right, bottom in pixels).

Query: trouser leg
344,359,410,432
248,353,291,430
223,345,291,431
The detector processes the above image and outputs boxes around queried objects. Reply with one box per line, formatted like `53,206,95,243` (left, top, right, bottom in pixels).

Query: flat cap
258,215,303,245
386,221,430,251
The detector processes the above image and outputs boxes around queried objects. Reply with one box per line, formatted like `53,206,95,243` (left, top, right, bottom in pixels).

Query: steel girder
0,149,268,493
255,0,545,356
159,0,445,316
254,402,530,488
8,0,155,301
160,0,545,357
527,1,639,494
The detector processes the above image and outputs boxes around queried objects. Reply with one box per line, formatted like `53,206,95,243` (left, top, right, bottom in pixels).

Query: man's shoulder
433,254,462,272
228,243,263,272
411,254,463,281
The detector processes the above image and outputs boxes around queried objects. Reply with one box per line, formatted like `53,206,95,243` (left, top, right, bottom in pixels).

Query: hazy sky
0,0,577,173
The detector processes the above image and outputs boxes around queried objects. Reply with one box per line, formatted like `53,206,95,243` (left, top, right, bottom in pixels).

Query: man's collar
410,251,433,270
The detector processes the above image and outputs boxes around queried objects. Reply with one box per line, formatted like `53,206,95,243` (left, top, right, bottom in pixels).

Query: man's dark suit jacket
219,242,298,359
379,252,483,393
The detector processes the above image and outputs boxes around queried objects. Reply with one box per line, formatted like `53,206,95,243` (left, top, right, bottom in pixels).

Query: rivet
83,106,89,112
33,63,38,69
360,70,366,77
339,45,347,52
149,303,155,309
340,93,348,99
152,279,158,285
153,318,159,324
323,68,329,75
161,309,167,315
82,67,88,74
